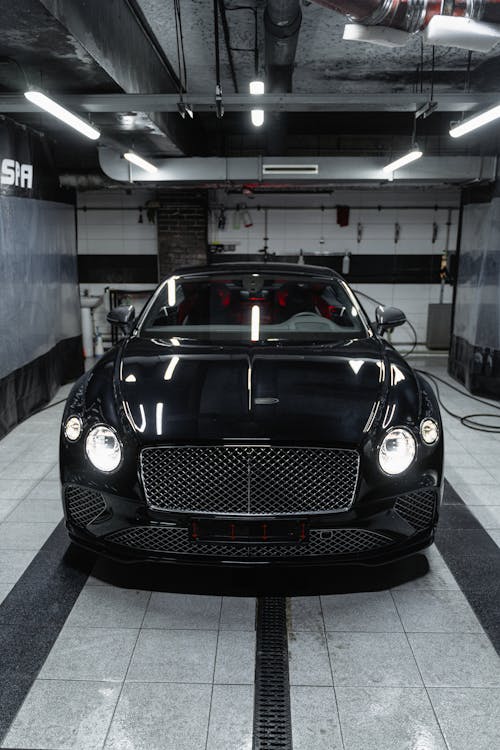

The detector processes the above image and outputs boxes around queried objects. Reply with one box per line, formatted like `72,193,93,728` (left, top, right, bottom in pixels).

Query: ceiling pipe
264,0,302,93
263,1,303,157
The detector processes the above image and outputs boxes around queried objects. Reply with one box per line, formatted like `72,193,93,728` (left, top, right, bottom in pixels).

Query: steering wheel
289,312,324,320
288,311,333,330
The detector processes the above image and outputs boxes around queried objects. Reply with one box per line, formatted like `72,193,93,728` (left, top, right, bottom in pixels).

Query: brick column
157,189,208,279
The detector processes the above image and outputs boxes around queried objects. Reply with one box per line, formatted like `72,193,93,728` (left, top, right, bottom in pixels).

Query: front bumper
62,483,440,566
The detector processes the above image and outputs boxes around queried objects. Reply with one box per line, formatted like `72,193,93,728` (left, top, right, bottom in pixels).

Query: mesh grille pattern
140,445,359,515
394,489,436,530
65,485,106,528
108,525,392,558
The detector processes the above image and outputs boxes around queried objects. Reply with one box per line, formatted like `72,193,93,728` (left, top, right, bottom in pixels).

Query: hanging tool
242,206,253,228
319,206,325,245
233,203,253,228
217,206,226,230
439,208,453,303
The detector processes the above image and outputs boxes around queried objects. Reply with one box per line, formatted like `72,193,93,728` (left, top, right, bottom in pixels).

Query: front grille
108,525,392,558
140,445,359,515
65,485,106,528
394,489,436,530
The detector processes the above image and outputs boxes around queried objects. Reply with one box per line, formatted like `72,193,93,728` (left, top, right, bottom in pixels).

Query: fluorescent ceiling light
383,148,423,174
123,151,158,173
249,80,265,95
449,104,500,138
251,109,264,127
24,90,100,140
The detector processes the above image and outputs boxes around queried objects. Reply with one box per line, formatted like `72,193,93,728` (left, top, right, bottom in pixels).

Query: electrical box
426,303,452,350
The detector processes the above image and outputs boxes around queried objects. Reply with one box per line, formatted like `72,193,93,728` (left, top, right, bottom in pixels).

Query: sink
80,295,103,309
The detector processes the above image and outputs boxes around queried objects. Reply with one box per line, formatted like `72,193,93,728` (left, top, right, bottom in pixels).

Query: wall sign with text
0,118,71,203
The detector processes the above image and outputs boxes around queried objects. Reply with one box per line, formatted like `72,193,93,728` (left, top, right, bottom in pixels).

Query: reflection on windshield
140,273,368,345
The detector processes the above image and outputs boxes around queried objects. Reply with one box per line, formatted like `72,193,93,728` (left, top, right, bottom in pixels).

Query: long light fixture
123,151,158,174
449,104,500,138
383,147,423,174
24,90,100,140
251,109,265,127
249,80,265,95
250,79,265,128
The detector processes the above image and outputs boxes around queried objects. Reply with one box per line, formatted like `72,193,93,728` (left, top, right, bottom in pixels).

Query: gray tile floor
1,356,500,749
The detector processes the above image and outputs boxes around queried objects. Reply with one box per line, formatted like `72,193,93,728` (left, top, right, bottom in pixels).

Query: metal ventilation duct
311,0,500,51
97,147,497,185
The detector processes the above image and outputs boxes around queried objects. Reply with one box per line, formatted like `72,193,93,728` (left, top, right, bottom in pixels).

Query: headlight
64,416,82,442
85,425,122,472
420,418,439,445
378,428,416,475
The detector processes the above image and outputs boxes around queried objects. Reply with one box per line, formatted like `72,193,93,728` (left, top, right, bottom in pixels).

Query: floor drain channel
253,596,292,750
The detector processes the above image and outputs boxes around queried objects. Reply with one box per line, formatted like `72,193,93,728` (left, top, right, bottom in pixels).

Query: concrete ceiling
136,0,500,95
1,0,500,174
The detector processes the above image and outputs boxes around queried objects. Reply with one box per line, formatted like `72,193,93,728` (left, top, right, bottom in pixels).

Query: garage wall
76,189,158,343
75,186,459,351
209,188,459,346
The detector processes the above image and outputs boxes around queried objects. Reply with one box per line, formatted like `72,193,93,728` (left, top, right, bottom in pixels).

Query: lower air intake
108,526,393,558
65,485,106,528
394,489,437,530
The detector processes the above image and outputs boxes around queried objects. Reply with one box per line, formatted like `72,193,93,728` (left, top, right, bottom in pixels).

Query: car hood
115,336,420,446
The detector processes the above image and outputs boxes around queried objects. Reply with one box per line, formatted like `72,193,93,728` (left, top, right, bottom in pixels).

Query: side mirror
374,305,406,335
107,305,136,333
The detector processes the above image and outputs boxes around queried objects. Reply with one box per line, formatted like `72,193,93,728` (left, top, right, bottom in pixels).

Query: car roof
168,261,342,280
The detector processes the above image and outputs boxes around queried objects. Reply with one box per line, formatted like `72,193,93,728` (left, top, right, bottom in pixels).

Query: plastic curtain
0,195,81,380
453,198,500,352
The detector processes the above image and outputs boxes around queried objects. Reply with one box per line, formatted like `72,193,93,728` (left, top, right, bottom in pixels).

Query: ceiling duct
97,148,497,185
311,0,500,51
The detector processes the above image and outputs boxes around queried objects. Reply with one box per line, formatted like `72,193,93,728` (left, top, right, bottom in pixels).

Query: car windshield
139,272,369,345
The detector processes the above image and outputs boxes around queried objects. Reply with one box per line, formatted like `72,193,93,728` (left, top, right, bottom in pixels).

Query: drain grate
253,597,292,750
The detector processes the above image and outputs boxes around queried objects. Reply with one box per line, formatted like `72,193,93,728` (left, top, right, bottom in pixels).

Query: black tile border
436,479,500,654
0,522,95,743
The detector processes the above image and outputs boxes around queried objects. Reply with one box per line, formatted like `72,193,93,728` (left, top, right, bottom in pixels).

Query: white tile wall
76,189,158,347
354,283,454,345
209,204,459,257
77,189,158,256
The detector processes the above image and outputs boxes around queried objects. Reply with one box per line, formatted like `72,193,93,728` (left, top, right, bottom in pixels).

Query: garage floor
0,356,499,750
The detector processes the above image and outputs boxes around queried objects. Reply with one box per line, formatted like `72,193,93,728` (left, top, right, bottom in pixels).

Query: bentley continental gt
60,263,443,565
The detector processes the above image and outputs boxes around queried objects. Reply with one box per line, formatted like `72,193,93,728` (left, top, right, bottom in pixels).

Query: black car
60,262,443,565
